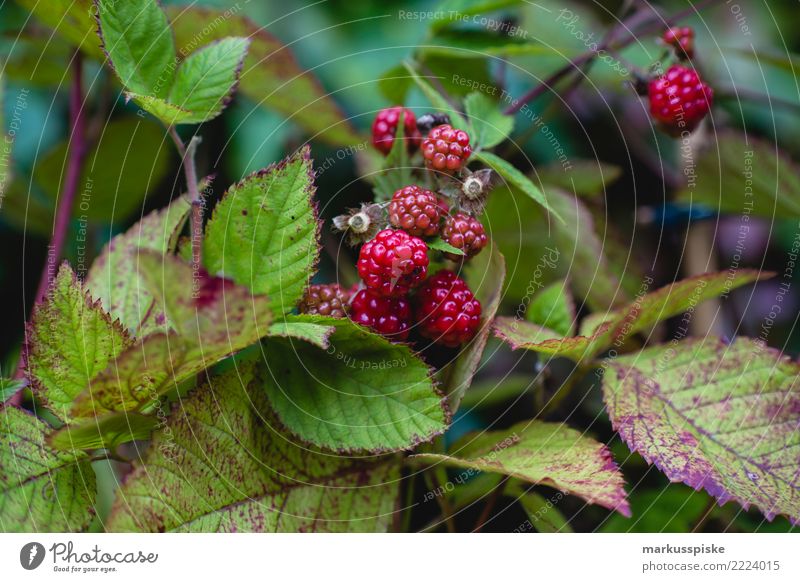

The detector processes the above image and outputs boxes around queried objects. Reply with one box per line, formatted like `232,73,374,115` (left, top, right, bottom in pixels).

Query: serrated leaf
525,278,575,336
25,264,130,420
14,0,104,58
107,361,400,532
204,146,320,316
95,0,176,98
0,405,96,532
427,236,465,256
165,5,360,146
412,420,630,515
70,254,272,417
126,93,195,126
86,194,192,336
475,150,562,222
675,130,800,218
48,412,159,451
262,315,447,453
372,109,413,202
537,159,623,198
402,61,468,130
168,37,249,124
440,240,505,412
464,91,513,149
267,317,335,350
494,270,768,361
35,118,173,223
604,337,800,524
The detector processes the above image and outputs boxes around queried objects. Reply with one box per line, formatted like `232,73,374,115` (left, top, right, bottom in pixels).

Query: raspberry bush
0,0,799,540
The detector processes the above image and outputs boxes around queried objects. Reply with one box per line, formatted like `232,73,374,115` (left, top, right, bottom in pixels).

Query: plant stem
424,470,457,533
168,127,204,273
32,51,87,308
504,0,721,115
13,51,87,396
473,477,508,532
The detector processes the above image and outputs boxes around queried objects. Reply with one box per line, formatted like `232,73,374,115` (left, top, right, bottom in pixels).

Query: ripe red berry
442,212,488,261
298,283,352,317
648,65,713,135
422,124,472,173
372,106,422,155
357,229,429,297
388,185,444,237
662,26,694,59
350,289,412,340
414,270,482,348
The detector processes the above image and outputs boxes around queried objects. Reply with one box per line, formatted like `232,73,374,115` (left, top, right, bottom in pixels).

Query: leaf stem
168,127,204,272
473,477,508,532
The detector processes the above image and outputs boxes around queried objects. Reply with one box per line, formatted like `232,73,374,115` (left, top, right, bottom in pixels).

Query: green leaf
402,60,468,130
600,485,710,533
1,378,26,403
422,30,566,59
604,337,800,524
14,0,104,58
0,405,96,532
204,146,321,316
26,264,130,420
475,150,562,222
125,93,194,125
430,0,525,31
165,5,361,146
412,420,630,515
427,236,465,256
511,487,573,533
267,318,335,350
464,91,514,149
167,37,250,124
262,315,448,453
107,361,401,532
440,240,505,411
537,159,623,198
35,118,173,223
70,253,272,417
95,0,176,98
525,278,575,336
86,194,192,336
494,270,768,362
675,130,800,218
48,412,159,451
372,109,413,202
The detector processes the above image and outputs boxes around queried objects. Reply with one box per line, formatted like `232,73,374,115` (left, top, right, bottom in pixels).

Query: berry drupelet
648,65,713,135
388,185,444,238
372,106,422,155
414,269,482,348
350,289,412,340
422,124,472,173
442,212,488,261
357,229,429,297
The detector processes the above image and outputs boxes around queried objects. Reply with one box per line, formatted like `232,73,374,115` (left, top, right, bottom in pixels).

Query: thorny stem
13,51,87,394
168,127,204,273
504,0,721,115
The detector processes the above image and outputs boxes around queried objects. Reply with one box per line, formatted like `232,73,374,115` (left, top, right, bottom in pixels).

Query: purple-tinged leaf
604,337,800,524
412,420,630,516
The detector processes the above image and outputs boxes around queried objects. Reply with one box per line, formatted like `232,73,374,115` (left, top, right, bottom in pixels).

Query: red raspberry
648,65,713,135
298,283,352,317
442,212,488,261
357,229,429,297
372,106,422,155
350,289,412,340
414,270,482,348
388,185,444,238
662,26,694,59
422,124,472,173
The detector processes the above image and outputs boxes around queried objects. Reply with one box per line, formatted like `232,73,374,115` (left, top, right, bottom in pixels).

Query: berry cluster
301,107,491,347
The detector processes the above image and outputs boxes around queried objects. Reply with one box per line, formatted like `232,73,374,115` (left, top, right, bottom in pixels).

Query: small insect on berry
442,212,488,261
372,106,422,155
357,229,429,297
298,283,353,318
662,26,694,59
414,270,482,348
422,124,472,173
350,289,412,340
648,65,713,136
388,185,444,238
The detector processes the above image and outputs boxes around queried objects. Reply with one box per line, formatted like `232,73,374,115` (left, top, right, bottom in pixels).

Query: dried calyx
332,203,386,245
